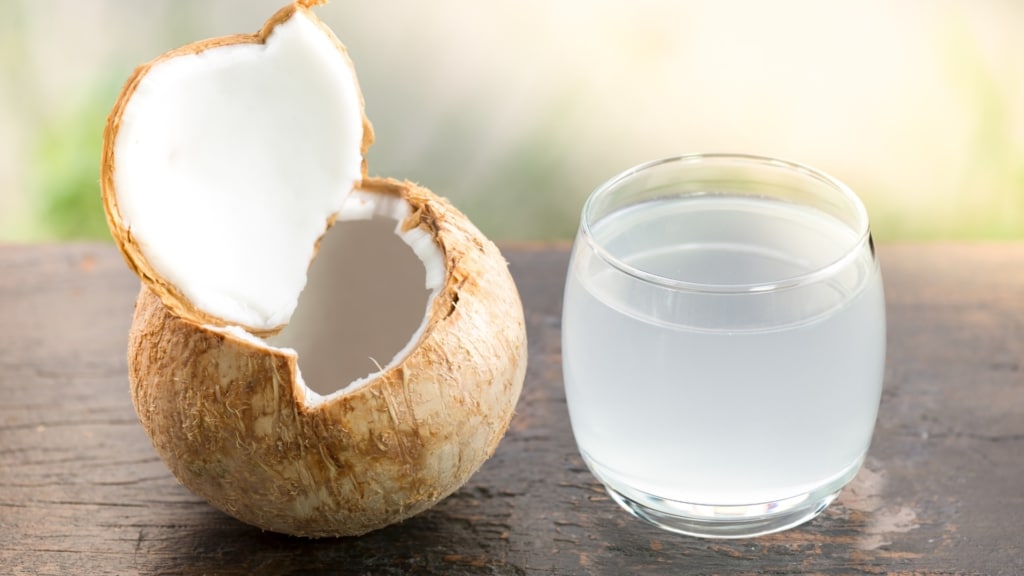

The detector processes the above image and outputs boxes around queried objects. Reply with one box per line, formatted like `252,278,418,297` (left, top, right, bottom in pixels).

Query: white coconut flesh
111,9,364,331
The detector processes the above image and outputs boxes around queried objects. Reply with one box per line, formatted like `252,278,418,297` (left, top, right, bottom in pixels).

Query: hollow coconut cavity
209,188,444,403
267,189,444,404
102,1,526,537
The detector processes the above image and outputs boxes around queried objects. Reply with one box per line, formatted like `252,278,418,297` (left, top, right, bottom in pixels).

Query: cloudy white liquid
563,195,885,506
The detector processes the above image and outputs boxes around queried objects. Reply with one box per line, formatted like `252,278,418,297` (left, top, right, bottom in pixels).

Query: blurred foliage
378,96,584,241
949,19,1024,239
4,1,1024,242
865,10,1024,241
465,101,584,241
29,82,118,241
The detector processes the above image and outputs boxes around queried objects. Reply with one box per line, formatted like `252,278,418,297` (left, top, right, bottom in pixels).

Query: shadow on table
136,498,523,576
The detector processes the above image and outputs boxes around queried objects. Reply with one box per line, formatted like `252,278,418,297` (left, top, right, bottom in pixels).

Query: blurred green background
1,0,1022,243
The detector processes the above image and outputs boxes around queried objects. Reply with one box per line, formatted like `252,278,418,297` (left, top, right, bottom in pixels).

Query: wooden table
1,243,1022,575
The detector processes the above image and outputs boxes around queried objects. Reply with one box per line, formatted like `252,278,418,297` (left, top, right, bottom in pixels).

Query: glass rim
579,153,874,294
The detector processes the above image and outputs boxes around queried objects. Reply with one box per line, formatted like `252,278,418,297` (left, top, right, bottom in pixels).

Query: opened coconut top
103,2,374,335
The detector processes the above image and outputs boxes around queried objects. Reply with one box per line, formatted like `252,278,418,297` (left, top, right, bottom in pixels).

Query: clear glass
561,154,886,538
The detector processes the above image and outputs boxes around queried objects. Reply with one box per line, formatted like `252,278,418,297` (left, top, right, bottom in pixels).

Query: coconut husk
128,179,527,537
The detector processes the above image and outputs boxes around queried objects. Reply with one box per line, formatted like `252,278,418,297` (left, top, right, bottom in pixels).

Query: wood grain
1,243,1022,575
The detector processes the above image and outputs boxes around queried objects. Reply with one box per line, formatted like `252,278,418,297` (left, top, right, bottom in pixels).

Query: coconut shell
128,178,527,537
102,1,375,337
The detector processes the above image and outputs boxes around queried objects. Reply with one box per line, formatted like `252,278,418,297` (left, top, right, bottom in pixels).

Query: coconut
102,1,526,537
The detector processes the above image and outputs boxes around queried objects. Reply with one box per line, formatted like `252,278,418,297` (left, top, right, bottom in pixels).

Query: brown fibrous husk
128,178,527,537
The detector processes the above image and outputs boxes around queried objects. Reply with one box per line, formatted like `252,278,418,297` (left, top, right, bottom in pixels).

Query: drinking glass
561,154,885,538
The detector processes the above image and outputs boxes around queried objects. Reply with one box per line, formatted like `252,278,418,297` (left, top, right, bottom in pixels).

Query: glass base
587,455,863,539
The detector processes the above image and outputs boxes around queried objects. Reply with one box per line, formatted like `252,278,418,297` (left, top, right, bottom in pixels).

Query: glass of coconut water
562,154,886,538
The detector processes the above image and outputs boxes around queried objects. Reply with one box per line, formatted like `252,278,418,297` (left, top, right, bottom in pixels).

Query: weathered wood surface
1,243,1022,575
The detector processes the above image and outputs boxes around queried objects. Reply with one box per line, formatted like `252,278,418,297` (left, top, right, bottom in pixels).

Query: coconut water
562,195,885,506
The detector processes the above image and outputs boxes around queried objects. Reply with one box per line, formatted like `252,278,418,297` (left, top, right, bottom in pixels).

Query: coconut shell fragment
102,1,373,336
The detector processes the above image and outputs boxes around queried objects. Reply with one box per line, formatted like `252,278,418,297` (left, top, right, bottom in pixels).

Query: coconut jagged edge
101,1,375,338
128,178,528,537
